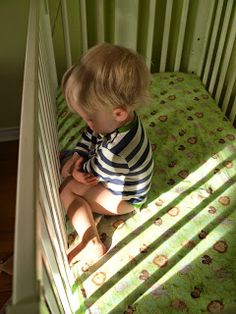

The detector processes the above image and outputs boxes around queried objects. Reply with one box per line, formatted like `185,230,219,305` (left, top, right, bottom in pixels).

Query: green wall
48,0,83,82
0,0,30,129
1,0,234,129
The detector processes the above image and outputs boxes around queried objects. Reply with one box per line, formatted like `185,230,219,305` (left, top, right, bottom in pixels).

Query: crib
8,0,236,313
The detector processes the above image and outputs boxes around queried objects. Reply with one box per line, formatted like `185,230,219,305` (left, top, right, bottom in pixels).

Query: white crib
8,1,77,313
8,0,236,313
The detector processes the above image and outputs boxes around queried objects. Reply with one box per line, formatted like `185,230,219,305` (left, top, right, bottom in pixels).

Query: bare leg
83,183,135,215
60,179,106,265
60,178,134,265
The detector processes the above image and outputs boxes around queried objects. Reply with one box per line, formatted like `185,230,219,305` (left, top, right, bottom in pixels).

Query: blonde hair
62,43,151,114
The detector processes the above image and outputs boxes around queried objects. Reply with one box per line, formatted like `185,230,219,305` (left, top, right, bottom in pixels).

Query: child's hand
61,152,79,179
72,170,98,185
73,156,85,171
72,157,98,185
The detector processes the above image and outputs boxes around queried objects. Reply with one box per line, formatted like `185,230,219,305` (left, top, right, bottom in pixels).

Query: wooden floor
0,141,18,310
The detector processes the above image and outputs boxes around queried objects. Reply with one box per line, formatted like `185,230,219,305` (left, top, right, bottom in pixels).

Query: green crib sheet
57,72,236,314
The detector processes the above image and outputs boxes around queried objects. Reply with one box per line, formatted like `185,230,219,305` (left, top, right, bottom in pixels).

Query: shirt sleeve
74,126,94,159
82,147,129,182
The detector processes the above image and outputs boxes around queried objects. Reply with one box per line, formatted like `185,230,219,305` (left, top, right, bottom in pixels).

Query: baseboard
0,127,19,142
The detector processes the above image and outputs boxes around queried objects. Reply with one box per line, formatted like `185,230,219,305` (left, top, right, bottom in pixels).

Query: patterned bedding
57,72,236,314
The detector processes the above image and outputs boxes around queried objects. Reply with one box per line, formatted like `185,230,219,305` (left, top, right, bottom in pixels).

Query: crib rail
8,0,77,313
56,0,236,126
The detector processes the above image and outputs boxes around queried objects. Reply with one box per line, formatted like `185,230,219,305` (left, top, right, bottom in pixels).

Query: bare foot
66,215,102,256
68,239,106,266
67,240,87,265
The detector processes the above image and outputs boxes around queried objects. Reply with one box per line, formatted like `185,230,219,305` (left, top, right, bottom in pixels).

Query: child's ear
113,107,129,122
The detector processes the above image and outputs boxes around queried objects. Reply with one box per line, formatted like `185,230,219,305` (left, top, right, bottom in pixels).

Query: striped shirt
74,114,154,205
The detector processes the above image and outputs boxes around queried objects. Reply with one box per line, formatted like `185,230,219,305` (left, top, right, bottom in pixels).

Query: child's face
71,102,120,134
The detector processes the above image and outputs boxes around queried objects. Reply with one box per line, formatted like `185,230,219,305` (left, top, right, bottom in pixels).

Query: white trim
0,127,19,142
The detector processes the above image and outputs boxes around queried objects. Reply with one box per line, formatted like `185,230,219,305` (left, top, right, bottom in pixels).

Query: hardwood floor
0,141,18,310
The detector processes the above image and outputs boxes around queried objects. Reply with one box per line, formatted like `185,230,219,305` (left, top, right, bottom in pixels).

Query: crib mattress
57,72,236,314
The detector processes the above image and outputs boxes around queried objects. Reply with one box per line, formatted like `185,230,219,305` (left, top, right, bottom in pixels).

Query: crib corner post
7,281,47,314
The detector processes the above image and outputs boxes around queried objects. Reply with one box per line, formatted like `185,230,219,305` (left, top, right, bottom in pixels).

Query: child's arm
61,153,98,185
82,147,129,183
72,156,98,185
61,152,79,179
74,126,94,159
60,127,94,179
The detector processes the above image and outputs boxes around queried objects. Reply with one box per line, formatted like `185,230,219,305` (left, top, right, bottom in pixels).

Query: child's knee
59,181,79,211
59,177,74,204
60,177,91,200
117,201,135,215
59,176,73,193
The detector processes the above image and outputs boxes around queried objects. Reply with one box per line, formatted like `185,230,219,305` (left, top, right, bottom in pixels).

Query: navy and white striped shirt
74,114,154,205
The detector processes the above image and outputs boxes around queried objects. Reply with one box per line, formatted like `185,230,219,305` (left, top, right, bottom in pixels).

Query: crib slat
202,0,224,86
39,46,68,253
38,18,60,188
38,37,61,189
197,0,215,78
42,14,58,89
38,90,67,249
61,0,72,68
38,124,64,244
160,0,173,72
39,207,73,313
222,57,236,115
42,261,63,314
209,0,234,95
174,0,189,72
145,0,156,70
38,49,61,193
38,146,62,256
39,40,59,168
39,167,70,281
215,4,236,106
79,0,88,52
39,167,76,309
114,0,139,50
38,121,67,255
230,95,236,123
96,0,105,42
